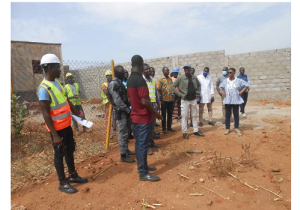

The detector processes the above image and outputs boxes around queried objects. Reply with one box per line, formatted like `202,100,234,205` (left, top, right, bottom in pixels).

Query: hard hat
65,73,74,80
172,67,179,73
40,54,60,66
105,70,112,76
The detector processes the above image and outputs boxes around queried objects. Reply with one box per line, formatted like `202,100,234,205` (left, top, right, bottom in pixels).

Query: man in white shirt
197,67,215,126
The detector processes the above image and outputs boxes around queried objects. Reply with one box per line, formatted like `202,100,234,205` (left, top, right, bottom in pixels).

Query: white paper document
71,115,94,128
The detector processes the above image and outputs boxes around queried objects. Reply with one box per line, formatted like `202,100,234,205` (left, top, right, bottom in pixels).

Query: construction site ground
11,101,291,210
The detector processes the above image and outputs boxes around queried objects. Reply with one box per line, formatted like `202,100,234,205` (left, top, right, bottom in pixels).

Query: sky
11,2,291,63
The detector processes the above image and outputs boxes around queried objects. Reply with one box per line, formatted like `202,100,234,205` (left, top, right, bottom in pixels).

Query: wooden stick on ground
178,172,189,179
93,164,113,180
189,193,203,196
201,186,230,201
228,172,258,191
259,186,283,198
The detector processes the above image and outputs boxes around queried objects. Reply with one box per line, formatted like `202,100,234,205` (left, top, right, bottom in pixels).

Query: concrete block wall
116,48,291,102
64,47,291,102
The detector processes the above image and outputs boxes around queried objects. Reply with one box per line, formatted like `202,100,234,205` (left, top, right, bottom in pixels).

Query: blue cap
172,67,179,73
183,64,191,68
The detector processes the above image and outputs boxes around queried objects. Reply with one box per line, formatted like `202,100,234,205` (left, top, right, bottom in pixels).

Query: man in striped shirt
143,64,161,155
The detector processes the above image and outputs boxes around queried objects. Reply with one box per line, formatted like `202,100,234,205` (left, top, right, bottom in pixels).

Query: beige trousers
199,103,213,123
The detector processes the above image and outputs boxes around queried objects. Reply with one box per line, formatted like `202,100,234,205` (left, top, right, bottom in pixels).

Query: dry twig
178,172,189,179
227,172,258,191
259,186,283,198
142,199,156,209
201,186,230,201
189,193,203,196
93,164,113,180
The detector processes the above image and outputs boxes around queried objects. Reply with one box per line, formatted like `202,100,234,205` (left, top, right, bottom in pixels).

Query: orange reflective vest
37,79,72,131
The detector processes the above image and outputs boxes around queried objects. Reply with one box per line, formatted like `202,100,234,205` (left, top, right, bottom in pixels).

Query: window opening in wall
32,60,43,74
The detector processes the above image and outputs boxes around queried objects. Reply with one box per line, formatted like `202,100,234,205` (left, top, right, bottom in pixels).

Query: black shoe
150,142,160,148
154,131,160,135
127,150,136,156
153,134,161,139
139,173,160,181
69,171,88,184
155,123,160,127
208,121,215,126
199,122,203,127
129,134,134,139
148,166,157,171
147,148,153,155
190,123,193,127
59,180,77,194
183,133,189,139
194,131,205,137
168,128,176,132
163,130,168,135
120,155,135,163
136,166,157,173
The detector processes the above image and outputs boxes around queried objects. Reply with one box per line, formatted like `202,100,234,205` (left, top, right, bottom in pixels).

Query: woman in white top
219,68,249,136
197,67,215,126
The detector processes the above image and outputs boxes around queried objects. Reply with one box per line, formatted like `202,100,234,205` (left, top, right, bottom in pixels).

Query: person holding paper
64,73,92,135
37,54,88,194
108,65,136,163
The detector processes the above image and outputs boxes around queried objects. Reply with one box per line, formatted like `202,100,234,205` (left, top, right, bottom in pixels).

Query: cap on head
105,70,112,76
40,54,60,66
183,64,191,69
65,73,74,80
172,67,179,73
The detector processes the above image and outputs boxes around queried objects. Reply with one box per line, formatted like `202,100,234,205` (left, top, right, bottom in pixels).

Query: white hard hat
40,54,60,66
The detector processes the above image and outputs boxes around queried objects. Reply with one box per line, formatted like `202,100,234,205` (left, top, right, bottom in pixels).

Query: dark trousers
174,96,181,117
240,92,248,114
161,101,174,130
50,126,76,183
225,105,239,129
132,123,151,175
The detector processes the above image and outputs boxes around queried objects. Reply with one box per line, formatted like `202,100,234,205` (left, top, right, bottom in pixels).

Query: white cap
40,54,60,66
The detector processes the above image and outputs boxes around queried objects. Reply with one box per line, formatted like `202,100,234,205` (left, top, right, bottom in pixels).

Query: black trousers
240,92,248,114
161,101,174,130
225,105,239,129
174,96,181,117
50,126,76,183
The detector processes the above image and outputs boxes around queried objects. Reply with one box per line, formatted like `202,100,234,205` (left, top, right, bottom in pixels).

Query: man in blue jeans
127,55,163,181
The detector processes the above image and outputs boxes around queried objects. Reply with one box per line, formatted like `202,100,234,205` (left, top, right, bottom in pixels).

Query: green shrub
11,95,27,138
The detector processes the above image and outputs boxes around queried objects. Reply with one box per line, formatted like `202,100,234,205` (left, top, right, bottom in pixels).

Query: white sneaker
242,113,247,118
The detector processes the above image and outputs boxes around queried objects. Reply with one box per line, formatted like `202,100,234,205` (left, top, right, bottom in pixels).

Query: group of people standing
37,53,250,194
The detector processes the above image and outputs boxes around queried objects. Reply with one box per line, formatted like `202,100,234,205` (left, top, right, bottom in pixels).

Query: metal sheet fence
11,58,116,192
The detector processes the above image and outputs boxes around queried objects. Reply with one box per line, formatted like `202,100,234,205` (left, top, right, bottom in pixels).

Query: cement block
259,75,267,80
271,88,281,91
259,84,267,88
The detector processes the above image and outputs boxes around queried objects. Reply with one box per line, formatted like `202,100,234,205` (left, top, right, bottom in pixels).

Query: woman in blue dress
219,68,249,136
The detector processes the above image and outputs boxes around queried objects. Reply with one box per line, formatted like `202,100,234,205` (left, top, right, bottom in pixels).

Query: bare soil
11,101,291,210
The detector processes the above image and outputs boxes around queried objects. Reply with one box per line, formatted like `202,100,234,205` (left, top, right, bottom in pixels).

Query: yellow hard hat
65,73,74,80
105,70,112,76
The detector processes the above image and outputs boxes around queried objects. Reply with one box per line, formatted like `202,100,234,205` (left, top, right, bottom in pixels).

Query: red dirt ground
11,102,291,210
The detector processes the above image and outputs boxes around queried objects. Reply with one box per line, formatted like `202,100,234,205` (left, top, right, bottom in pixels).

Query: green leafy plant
11,94,27,138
